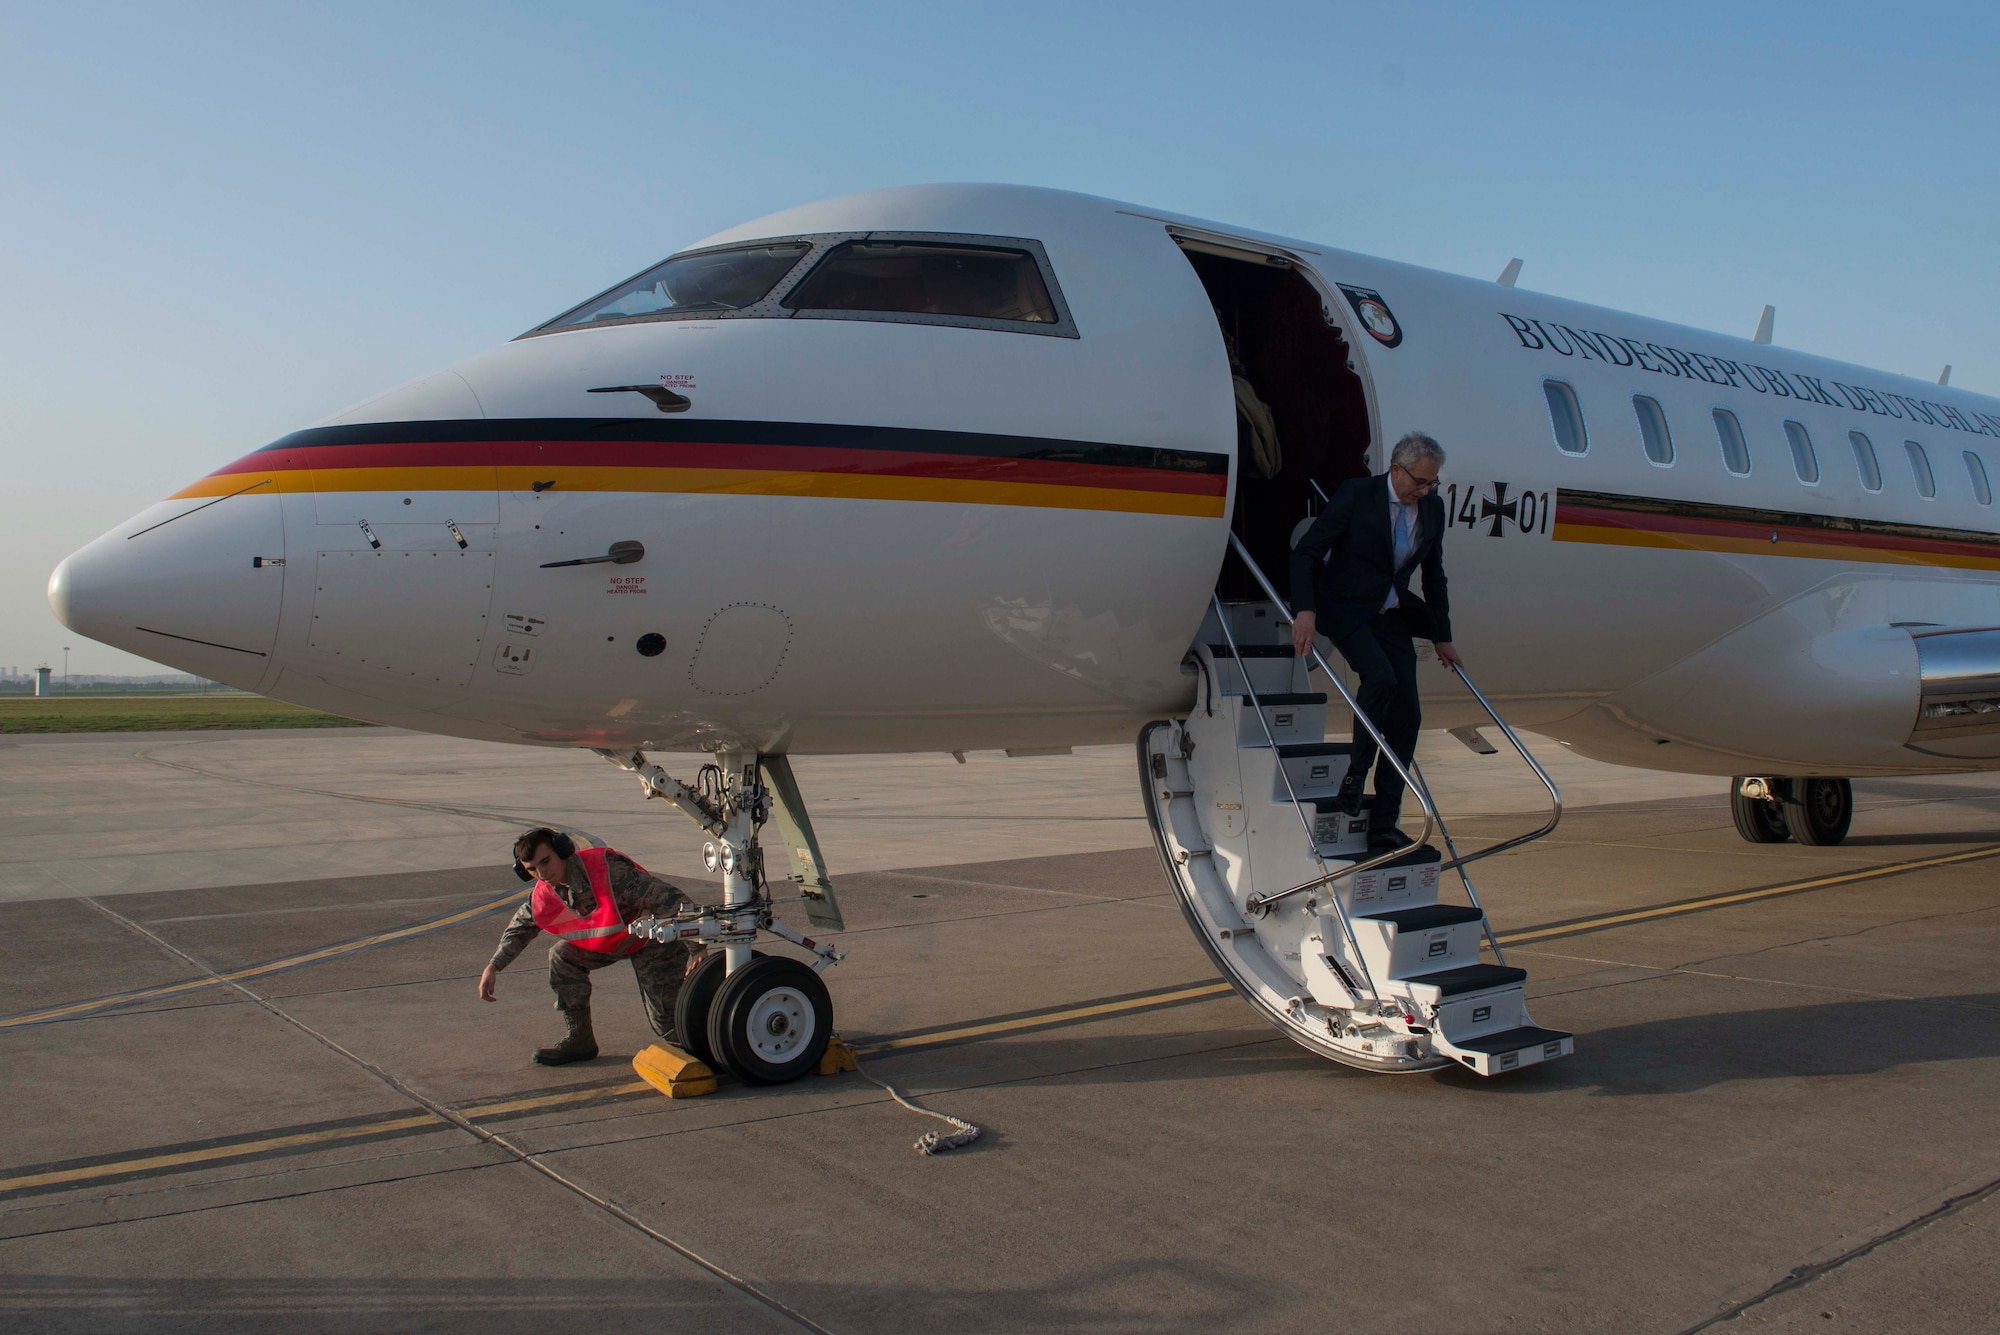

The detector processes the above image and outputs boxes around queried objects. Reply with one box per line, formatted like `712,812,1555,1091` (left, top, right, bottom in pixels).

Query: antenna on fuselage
1939,365,1953,386
1753,305,1775,345
1496,258,1523,288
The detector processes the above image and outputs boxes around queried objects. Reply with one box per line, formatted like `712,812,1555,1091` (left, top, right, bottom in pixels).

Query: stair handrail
1220,533,1443,916
1207,592,1385,1006
1399,759,1507,964
1301,478,1564,873
1430,662,1563,870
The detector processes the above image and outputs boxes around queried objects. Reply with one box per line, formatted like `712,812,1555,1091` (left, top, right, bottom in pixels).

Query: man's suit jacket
1287,472,1453,644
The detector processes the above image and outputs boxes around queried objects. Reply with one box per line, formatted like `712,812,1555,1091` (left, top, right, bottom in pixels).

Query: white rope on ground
846,1048,981,1155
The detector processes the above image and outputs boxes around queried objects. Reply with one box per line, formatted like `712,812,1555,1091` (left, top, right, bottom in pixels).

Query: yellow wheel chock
632,1043,717,1099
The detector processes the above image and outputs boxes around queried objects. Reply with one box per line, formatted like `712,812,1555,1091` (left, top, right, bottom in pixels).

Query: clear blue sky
4,1,1994,675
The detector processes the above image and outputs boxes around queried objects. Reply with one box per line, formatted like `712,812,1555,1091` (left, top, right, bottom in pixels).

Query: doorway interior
1179,244,1374,600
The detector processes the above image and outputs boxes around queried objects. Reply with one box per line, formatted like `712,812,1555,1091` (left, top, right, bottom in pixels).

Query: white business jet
49,185,2000,1078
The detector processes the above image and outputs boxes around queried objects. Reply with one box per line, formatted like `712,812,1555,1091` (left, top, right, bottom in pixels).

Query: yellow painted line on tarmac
854,981,1236,1055
0,1085,659,1197
0,1114,444,1195
1493,841,2000,947
0,889,526,1031
458,1082,652,1119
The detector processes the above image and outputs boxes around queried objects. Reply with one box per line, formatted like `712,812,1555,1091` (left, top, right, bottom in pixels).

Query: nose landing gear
600,747,843,1086
1731,776,1853,846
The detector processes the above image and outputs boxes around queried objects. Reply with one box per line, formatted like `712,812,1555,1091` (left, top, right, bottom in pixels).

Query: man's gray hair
1390,431,1445,471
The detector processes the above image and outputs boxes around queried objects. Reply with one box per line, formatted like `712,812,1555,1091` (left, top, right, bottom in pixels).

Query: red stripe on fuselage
215,439,1229,497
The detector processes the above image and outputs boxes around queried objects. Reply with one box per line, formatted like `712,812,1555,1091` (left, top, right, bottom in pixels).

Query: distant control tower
34,665,52,696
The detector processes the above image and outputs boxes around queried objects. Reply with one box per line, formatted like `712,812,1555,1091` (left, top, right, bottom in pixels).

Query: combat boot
533,1005,598,1066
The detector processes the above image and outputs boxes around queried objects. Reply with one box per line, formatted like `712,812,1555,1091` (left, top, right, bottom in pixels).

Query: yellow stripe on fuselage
1551,519,2000,572
170,465,1225,518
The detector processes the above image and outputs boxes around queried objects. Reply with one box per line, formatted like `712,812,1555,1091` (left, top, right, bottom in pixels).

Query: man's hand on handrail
1290,611,1317,657
1435,640,1464,668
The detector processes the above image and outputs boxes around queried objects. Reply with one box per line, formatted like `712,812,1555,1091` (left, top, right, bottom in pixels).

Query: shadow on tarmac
0,1258,1284,1333
1428,991,2000,1098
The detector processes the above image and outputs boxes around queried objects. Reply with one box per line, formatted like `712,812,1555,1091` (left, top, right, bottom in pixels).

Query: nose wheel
675,950,763,1072
707,956,833,1084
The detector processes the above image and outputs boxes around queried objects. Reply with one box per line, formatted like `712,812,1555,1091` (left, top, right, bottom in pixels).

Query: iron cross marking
1479,482,1519,537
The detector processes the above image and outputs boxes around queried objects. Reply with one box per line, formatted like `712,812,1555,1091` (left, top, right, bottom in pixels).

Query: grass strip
0,696,367,733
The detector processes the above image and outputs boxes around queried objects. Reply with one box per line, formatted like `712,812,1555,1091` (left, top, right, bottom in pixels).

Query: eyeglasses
1395,463,1440,493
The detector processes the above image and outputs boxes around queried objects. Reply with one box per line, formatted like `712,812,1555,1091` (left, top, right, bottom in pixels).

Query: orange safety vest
531,846,644,956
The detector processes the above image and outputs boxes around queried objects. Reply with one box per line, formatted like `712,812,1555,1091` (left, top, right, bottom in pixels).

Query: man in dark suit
1288,432,1461,849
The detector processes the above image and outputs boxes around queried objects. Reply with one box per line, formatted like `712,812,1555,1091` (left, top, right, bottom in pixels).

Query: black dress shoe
1334,770,1367,816
1367,825,1414,852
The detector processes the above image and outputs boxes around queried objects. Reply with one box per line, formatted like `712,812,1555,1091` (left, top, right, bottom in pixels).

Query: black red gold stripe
1553,488,2000,570
169,418,1229,518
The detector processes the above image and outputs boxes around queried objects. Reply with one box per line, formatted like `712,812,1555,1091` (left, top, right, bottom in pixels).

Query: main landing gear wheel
1783,777,1853,846
1731,777,1791,844
708,955,832,1085
675,949,763,1072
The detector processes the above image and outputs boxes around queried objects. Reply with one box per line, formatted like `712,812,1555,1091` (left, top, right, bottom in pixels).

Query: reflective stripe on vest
530,846,644,956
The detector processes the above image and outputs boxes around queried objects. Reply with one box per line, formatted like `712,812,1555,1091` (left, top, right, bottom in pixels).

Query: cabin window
1906,441,1936,498
1712,408,1751,475
786,240,1058,324
1633,395,1673,466
1849,431,1882,492
1966,451,1992,506
1782,420,1819,484
533,241,812,331
1543,379,1588,456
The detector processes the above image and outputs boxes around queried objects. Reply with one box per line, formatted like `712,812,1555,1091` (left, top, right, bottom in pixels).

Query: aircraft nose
46,553,78,633
50,487,289,688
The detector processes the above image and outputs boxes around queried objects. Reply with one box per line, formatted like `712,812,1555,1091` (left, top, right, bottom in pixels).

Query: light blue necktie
1385,502,1411,610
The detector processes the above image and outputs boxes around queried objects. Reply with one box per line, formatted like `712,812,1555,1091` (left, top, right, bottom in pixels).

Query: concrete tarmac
2,730,1998,1333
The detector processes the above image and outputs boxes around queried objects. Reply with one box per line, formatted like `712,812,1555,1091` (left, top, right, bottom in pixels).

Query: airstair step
1343,843,1442,913
1358,903,1485,931
1233,693,1328,748
1206,643,1295,658
1272,741,1356,797
1201,642,1306,696
1449,1024,1572,1057
1439,1024,1572,1075
1404,963,1527,997
1348,901,1487,980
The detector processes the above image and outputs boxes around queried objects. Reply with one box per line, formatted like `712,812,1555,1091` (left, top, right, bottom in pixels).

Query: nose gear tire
674,950,764,1074
707,955,832,1085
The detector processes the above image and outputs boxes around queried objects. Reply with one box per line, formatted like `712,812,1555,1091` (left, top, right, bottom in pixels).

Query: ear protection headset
512,827,578,882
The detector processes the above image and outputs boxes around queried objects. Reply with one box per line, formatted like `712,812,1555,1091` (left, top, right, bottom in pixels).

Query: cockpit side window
519,231,1077,340
530,242,812,333
784,234,1077,338
786,241,1056,322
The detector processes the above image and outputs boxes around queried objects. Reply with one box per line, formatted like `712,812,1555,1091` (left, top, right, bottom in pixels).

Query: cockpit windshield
536,242,811,331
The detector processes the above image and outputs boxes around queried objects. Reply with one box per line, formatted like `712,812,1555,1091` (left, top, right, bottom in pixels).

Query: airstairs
1140,534,1570,1075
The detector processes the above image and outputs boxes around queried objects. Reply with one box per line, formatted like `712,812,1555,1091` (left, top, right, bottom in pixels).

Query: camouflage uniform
490,851,692,1041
